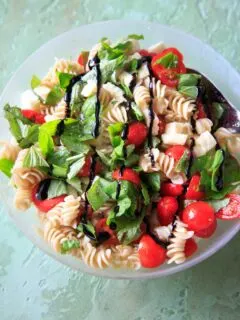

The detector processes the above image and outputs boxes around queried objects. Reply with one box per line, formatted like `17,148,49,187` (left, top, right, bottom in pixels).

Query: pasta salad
1,34,240,270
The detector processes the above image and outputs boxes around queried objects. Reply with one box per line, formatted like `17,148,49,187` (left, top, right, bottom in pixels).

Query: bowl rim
1,20,240,280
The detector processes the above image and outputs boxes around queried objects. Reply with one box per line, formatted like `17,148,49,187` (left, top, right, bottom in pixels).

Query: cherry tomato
112,167,141,186
21,109,45,124
138,49,156,58
216,194,240,220
157,196,179,226
196,101,207,119
158,116,166,135
126,122,148,147
159,48,184,62
184,238,198,257
154,66,179,88
32,185,66,213
182,201,215,233
138,235,167,268
95,218,119,246
185,174,205,200
165,145,189,162
195,218,217,238
78,156,102,177
77,51,89,67
161,182,184,197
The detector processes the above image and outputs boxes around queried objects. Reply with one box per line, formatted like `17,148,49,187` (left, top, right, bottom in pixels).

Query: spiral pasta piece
111,245,141,270
166,94,195,122
80,237,112,269
0,141,20,162
11,149,47,189
103,103,128,124
167,219,194,264
195,118,213,135
133,85,151,109
44,99,67,122
42,58,84,88
14,188,33,211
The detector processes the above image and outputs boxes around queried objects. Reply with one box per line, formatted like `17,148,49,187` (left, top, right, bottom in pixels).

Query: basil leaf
0,158,14,177
100,56,125,83
178,74,201,87
57,72,74,89
77,221,96,240
211,102,225,130
128,58,139,73
175,150,189,173
210,149,224,191
155,52,178,68
124,154,139,167
141,183,150,205
206,198,230,212
87,177,110,210
67,155,86,180
70,81,85,117
52,164,68,178
131,102,144,121
120,83,133,98
45,85,64,106
47,146,70,166
31,75,41,90
47,179,68,199
127,34,144,40
108,123,124,143
61,239,80,254
19,125,39,149
96,149,112,167
178,86,198,99
38,120,61,156
23,146,49,168
67,176,82,193
141,172,161,192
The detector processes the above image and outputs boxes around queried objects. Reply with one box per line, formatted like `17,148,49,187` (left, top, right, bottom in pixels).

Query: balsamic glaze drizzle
36,179,51,200
65,74,83,117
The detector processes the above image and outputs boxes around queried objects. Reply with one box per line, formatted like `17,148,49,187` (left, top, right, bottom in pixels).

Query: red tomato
182,201,215,233
78,156,102,177
32,185,66,213
184,238,198,257
158,116,166,135
216,194,240,220
196,101,207,119
165,145,189,162
138,235,167,268
161,182,184,197
126,122,148,147
77,51,89,67
112,167,141,186
159,48,184,62
21,109,45,124
185,174,205,200
195,218,217,238
157,196,179,226
138,49,156,58
95,218,119,246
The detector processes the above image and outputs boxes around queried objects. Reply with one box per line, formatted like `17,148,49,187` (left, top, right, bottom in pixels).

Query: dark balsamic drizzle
36,179,51,200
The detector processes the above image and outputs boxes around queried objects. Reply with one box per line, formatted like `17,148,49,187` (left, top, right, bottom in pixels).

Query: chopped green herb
178,86,198,99
23,146,49,168
61,239,80,254
45,85,64,106
30,75,41,90
127,34,144,40
141,172,161,192
87,177,110,210
57,72,74,89
47,179,68,199
155,52,178,69
0,159,14,177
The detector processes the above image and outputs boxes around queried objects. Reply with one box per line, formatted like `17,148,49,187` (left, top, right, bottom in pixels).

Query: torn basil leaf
23,146,49,168
57,72,74,89
178,86,198,99
178,73,201,87
87,177,110,211
154,52,178,69
0,159,14,177
61,239,80,254
141,172,161,192
45,85,64,106
30,75,41,90
47,179,68,199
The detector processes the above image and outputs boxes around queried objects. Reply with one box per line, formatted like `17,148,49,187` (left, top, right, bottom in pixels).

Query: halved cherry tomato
182,201,215,233
161,182,184,197
196,101,207,119
157,196,179,226
138,49,156,58
21,109,45,124
184,238,198,257
95,218,119,246
77,51,89,67
32,185,66,213
195,218,217,238
185,174,205,200
165,145,189,162
126,122,148,147
112,167,141,186
78,156,102,177
138,235,166,268
216,194,240,220
158,116,166,135
154,66,179,88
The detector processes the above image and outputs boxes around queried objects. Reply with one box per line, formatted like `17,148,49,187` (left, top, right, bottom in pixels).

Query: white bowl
0,20,239,279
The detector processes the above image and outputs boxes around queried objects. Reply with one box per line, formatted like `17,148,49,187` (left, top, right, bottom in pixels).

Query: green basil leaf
141,183,150,205
108,122,124,143
131,102,144,121
96,149,112,167
128,58,139,73
100,56,125,83
211,102,225,130
141,172,161,192
38,120,61,156
127,34,144,40
87,177,110,211
155,52,178,68
178,74,201,87
47,179,68,199
175,150,190,173
19,125,40,149
206,198,230,212
120,83,133,98
210,149,224,191
70,81,85,117
31,75,41,90
0,158,14,177
77,221,96,240
52,164,68,178
178,86,198,99
23,146,49,168
67,176,82,192
67,155,86,180
45,85,64,106
47,146,70,166
57,72,74,89
61,239,80,254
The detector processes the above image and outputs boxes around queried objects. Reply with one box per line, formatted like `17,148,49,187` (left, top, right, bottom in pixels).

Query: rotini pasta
103,103,128,124
112,245,141,270
14,188,33,211
44,99,67,122
166,94,195,122
0,141,20,162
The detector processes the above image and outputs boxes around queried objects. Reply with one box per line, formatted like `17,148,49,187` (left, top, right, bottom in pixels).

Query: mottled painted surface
0,1,240,319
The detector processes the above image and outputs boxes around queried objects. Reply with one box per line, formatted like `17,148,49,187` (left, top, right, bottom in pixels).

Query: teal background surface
0,1,239,319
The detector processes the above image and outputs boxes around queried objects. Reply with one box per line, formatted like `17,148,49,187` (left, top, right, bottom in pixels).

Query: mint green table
0,1,239,319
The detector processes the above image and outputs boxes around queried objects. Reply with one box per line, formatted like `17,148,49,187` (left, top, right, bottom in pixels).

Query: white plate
0,20,239,279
